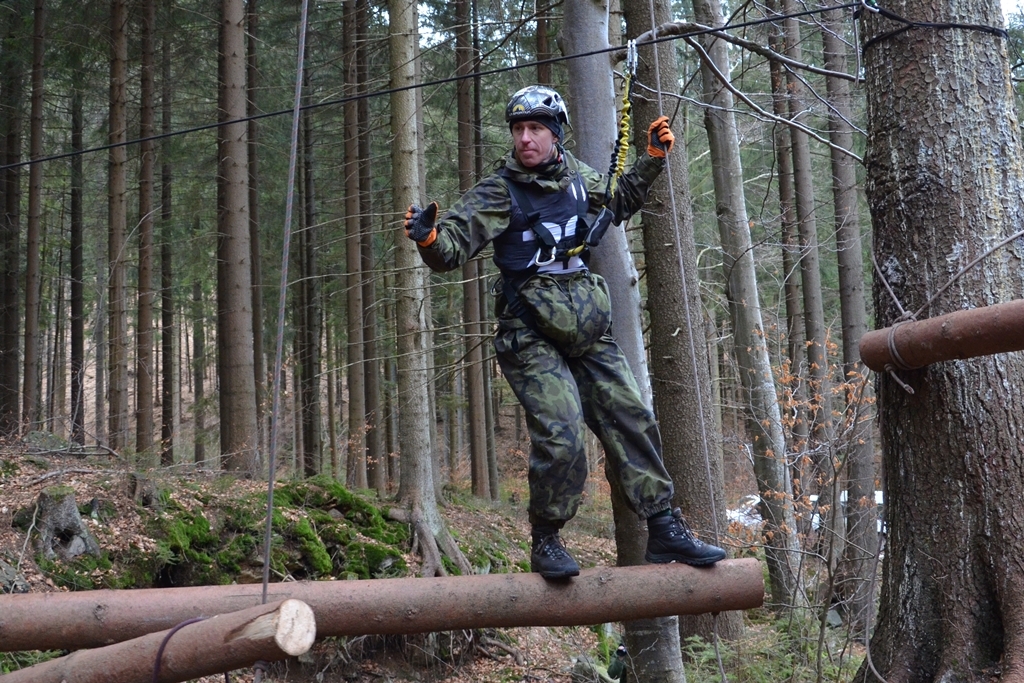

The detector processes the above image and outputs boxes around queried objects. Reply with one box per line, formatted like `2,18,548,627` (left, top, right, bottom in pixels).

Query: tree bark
859,0,1024,677
247,0,266,458
0,599,315,683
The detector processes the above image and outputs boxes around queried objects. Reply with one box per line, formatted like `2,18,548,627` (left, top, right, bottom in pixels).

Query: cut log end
231,599,316,657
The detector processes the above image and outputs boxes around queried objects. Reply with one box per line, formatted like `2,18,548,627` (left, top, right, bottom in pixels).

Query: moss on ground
35,474,411,589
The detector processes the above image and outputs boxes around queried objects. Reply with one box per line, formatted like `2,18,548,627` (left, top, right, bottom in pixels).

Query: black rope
152,617,206,683
859,1,1008,53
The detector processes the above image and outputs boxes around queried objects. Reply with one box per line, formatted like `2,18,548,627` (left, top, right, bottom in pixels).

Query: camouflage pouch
517,271,612,356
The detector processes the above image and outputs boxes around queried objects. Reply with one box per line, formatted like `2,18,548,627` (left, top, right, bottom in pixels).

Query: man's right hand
404,202,439,246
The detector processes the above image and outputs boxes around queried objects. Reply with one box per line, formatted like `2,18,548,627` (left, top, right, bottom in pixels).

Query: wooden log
859,299,1024,372
0,599,315,683
0,559,762,652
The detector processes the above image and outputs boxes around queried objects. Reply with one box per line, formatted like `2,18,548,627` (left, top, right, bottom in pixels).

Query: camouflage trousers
493,270,675,527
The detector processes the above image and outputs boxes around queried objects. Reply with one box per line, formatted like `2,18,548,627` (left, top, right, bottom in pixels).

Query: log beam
0,559,762,652
859,299,1024,372
0,599,315,683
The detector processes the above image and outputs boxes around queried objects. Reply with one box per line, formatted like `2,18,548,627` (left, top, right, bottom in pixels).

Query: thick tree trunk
859,0,1024,678
216,0,259,473
0,560,762,652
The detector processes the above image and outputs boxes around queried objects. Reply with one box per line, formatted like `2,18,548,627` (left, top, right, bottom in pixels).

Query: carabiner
533,245,557,267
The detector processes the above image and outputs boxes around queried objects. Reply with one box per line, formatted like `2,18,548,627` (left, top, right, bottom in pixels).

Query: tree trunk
390,0,469,577
108,0,129,452
192,245,208,467
21,0,44,432
344,0,367,488
782,0,834,469
0,8,22,438
456,0,488,500
160,4,176,465
622,0,737,644
692,0,802,614
246,0,266,458
216,0,259,473
820,0,877,634
136,0,156,464
69,53,84,446
859,0,1024,677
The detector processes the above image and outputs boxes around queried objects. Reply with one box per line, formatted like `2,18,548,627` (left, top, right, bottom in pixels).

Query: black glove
647,116,675,158
404,202,439,244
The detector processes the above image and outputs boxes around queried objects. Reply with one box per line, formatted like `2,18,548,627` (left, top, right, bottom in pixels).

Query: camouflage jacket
416,148,665,274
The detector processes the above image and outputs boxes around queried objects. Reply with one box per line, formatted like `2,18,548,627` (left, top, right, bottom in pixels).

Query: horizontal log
0,599,315,683
0,559,762,653
859,299,1024,372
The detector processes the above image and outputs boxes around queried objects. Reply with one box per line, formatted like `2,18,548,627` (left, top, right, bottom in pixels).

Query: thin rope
261,0,311,608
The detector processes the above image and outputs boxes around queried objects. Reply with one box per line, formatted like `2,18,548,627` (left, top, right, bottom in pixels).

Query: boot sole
535,567,580,579
644,551,725,566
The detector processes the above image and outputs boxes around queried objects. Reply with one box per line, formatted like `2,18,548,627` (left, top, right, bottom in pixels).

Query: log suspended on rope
0,559,762,653
0,599,315,683
859,298,1024,372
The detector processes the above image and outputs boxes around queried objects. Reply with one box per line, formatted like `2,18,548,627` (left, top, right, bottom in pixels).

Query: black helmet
505,85,570,128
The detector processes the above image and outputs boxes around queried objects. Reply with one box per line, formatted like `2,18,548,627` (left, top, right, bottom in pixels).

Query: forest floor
0,423,760,683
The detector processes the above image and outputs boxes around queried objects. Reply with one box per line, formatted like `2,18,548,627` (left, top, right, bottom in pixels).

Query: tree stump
33,486,100,560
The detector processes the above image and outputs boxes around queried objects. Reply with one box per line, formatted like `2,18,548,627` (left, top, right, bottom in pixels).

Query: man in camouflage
404,85,726,579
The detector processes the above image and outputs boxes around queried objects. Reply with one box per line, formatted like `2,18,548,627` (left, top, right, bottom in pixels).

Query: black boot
645,508,726,566
531,528,580,579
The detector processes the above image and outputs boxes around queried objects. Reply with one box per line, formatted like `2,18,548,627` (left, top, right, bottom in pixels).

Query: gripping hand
404,201,439,246
647,116,675,158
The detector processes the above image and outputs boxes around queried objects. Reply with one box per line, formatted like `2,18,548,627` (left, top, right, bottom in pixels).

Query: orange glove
404,201,439,247
647,116,675,158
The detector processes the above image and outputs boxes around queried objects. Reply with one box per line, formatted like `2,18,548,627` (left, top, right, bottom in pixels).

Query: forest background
1,0,1024,680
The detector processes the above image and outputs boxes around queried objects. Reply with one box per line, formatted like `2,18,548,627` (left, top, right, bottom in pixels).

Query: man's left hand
647,116,675,158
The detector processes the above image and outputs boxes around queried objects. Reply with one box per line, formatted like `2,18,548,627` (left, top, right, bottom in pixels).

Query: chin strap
567,40,638,257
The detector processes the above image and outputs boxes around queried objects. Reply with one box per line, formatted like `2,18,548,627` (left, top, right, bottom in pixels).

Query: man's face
511,120,557,168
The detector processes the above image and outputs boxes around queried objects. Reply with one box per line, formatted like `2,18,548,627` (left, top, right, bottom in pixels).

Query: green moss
342,541,407,579
37,553,113,591
292,517,333,575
